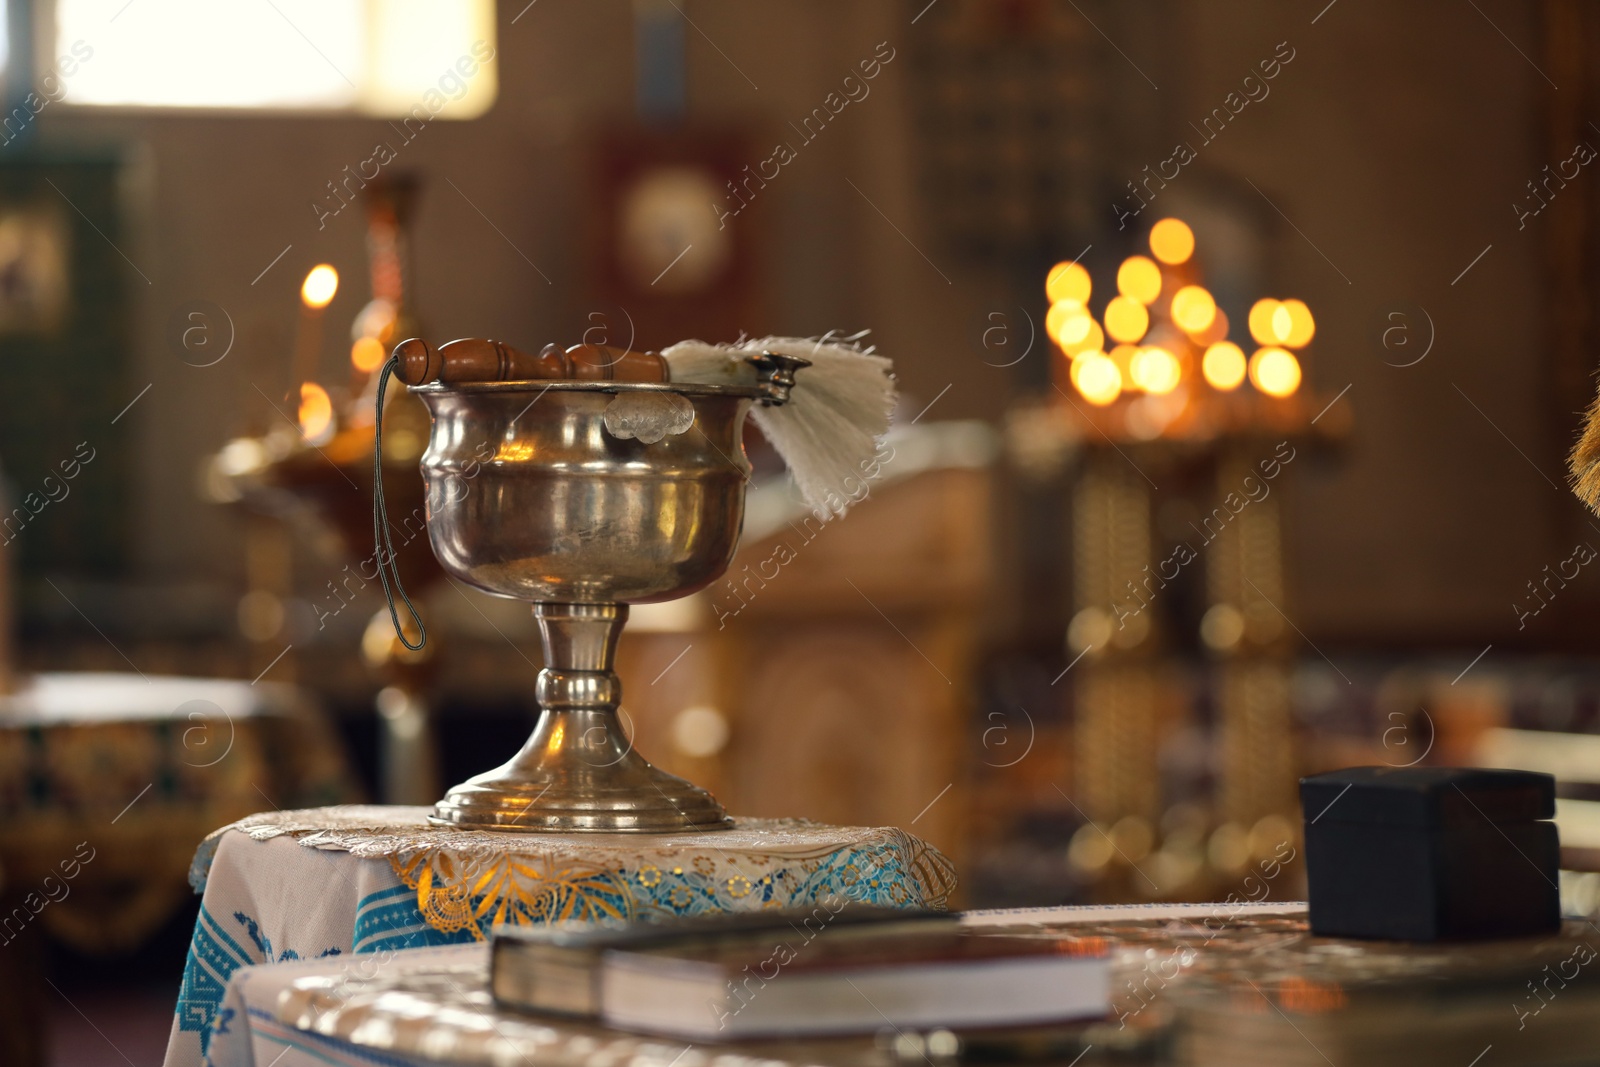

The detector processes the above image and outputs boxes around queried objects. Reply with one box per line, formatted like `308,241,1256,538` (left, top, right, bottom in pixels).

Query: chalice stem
531,602,634,770
429,600,730,830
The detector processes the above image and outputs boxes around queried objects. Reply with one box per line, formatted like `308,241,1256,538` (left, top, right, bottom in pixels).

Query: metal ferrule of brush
746,352,811,405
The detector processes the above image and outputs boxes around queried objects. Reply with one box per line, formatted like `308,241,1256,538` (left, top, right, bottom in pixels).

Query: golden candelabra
1032,217,1346,897
1070,456,1160,830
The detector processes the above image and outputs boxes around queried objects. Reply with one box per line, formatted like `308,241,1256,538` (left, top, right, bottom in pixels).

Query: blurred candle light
1047,300,1089,346
298,381,334,440
1117,256,1163,305
1130,346,1182,395
1280,299,1315,347
1249,346,1302,398
289,264,340,405
1039,221,1322,438
1202,341,1247,391
301,264,339,309
1149,218,1195,265
1062,319,1106,356
1248,298,1282,345
1271,303,1294,344
1171,285,1217,334
1104,295,1150,344
351,336,386,372
1110,343,1140,382
1071,350,1122,405
1058,310,1094,347
1193,306,1230,347
1046,260,1092,304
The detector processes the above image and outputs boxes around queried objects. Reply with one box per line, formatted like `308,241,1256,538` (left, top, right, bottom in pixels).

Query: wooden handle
393,337,567,385
564,344,669,383
392,337,671,386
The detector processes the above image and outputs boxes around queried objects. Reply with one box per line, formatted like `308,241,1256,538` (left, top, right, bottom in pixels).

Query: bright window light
56,0,496,117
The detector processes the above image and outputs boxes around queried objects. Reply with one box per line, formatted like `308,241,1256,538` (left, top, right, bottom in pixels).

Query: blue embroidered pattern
176,907,252,1050
352,884,474,955
175,907,343,1054
386,825,955,939
614,838,926,919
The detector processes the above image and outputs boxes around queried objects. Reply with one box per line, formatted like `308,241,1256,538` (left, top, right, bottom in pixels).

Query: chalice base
429,604,732,833
428,718,732,833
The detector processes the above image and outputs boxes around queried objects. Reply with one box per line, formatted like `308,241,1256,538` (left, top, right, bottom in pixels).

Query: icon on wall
0,203,70,335
616,165,733,296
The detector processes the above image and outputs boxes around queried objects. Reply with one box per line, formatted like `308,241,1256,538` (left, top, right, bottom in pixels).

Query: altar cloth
191,903,1600,1067
165,805,957,1067
181,903,1311,1067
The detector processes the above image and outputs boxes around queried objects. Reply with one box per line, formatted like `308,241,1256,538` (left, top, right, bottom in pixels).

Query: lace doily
193,805,956,940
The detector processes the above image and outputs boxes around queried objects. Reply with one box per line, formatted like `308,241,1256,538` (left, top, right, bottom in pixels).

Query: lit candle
288,264,339,426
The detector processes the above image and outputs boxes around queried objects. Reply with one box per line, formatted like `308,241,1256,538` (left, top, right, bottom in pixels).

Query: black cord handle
373,355,427,651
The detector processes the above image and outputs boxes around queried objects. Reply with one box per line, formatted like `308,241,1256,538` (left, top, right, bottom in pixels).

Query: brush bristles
662,335,897,518
1571,389,1600,513
656,342,758,389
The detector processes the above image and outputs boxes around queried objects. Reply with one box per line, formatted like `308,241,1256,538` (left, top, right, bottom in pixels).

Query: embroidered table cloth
186,904,1312,1067
164,805,957,1067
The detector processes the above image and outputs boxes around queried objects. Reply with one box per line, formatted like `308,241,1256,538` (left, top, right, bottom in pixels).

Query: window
54,0,496,117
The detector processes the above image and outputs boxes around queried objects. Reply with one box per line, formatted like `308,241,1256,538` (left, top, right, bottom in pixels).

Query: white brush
662,334,896,518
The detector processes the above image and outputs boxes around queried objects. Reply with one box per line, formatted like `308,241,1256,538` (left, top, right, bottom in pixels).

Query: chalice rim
409,379,765,400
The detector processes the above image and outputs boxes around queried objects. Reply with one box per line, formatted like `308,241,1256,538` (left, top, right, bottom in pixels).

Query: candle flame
301,264,339,309
1202,342,1247,391
1279,299,1315,347
1130,346,1182,395
1117,255,1163,305
1149,218,1195,265
1171,285,1217,334
1250,347,1302,398
1046,260,1092,304
1070,351,1122,406
298,381,334,439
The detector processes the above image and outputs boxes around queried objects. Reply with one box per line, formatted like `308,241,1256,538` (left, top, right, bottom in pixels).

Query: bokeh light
1104,295,1150,344
1039,233,1317,423
1248,298,1282,345
351,336,386,372
1271,303,1294,344
1046,260,1092,304
1046,300,1091,346
1071,350,1122,405
1202,341,1247,391
1110,343,1140,380
298,381,334,438
301,264,339,309
1171,285,1217,334
1062,320,1106,356
1280,299,1315,347
1117,256,1163,305
1130,346,1182,395
1249,346,1302,398
1149,218,1195,265
1193,306,1230,347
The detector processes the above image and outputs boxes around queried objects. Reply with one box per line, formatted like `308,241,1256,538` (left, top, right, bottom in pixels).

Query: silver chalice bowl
412,361,802,832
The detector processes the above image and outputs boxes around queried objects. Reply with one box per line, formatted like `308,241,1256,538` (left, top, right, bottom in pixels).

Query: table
187,902,1600,1067
0,671,358,1067
165,806,958,1067
0,672,355,953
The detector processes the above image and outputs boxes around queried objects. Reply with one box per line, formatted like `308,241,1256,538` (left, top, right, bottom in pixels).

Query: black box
1300,766,1560,941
